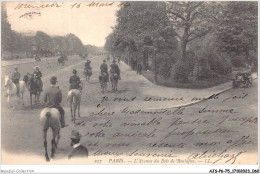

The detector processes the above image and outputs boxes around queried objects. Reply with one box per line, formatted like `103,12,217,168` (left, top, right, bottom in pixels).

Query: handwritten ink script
72,91,257,164
19,12,41,19
14,2,130,10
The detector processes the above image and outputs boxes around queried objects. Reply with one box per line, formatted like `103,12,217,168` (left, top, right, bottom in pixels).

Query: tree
105,1,179,71
1,3,16,53
65,33,84,54
166,1,219,61
214,1,257,66
35,31,53,52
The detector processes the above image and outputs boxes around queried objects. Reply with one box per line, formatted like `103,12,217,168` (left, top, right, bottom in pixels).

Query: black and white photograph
1,0,258,171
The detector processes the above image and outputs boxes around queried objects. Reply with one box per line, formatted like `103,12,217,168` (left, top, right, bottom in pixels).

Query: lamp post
154,48,158,84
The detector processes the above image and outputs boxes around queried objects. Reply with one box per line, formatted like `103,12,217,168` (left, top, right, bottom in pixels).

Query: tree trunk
181,27,189,61
143,51,148,70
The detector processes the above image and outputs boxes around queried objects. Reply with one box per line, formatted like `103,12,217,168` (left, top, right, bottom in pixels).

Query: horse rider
100,59,109,82
33,66,43,91
68,130,88,159
69,69,81,90
44,76,67,128
11,67,20,95
110,59,121,80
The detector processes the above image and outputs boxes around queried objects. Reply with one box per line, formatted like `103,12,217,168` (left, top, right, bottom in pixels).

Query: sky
5,1,120,46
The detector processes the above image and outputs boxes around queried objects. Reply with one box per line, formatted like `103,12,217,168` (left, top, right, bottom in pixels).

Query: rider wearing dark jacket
69,69,81,90
85,60,91,69
84,60,92,75
110,60,120,79
44,76,66,128
100,60,109,81
100,60,108,74
33,66,43,91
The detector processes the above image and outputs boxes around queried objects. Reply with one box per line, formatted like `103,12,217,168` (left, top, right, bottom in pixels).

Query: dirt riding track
1,55,258,164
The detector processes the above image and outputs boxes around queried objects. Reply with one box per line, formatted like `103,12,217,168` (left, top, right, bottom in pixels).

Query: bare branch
187,31,197,38
187,28,212,42
168,10,186,21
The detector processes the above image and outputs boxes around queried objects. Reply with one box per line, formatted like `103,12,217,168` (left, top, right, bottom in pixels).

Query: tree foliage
214,1,257,65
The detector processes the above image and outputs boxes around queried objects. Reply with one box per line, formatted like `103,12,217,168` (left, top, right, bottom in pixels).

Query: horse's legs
56,130,60,148
12,95,15,110
51,129,58,158
78,100,81,117
101,82,104,93
7,95,10,104
21,93,24,106
37,93,41,104
70,101,73,121
43,131,50,161
73,102,77,122
18,93,21,104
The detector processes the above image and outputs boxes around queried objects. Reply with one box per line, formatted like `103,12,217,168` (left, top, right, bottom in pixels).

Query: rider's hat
73,69,77,74
70,130,82,140
112,59,116,63
103,60,106,63
14,67,18,70
34,66,40,69
50,76,57,84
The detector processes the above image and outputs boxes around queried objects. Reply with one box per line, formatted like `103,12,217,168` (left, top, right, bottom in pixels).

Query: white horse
4,75,26,109
40,108,61,161
67,84,82,123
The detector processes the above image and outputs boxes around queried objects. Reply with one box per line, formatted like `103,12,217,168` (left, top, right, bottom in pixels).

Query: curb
1,57,59,67
148,75,258,110
2,60,36,67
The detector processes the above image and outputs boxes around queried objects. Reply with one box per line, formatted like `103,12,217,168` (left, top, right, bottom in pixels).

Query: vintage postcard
1,0,258,170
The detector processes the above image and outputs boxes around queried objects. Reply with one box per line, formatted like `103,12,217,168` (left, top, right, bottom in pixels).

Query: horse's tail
46,112,52,126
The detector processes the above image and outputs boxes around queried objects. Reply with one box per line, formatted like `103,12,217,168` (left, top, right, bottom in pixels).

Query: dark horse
24,74,42,108
83,68,92,82
99,72,108,93
110,72,119,92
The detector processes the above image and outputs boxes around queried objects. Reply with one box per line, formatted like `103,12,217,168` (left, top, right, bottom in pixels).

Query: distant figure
137,63,142,75
84,60,92,81
11,67,20,95
46,59,51,68
68,130,88,159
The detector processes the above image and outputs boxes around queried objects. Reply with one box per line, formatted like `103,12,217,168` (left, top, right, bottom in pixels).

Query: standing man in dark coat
11,67,20,95
69,69,81,90
68,130,88,159
137,63,142,75
44,76,67,128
